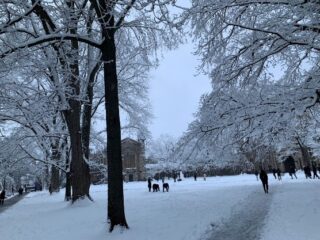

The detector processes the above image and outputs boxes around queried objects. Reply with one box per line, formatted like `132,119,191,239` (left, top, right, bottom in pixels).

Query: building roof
121,137,141,145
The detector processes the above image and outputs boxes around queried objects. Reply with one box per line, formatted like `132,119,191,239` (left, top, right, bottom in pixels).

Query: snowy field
0,172,319,240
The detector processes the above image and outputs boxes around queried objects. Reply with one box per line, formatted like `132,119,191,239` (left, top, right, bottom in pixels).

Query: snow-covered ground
0,172,319,240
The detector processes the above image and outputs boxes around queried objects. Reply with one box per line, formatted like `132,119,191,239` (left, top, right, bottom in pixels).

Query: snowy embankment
0,173,319,240
262,176,320,240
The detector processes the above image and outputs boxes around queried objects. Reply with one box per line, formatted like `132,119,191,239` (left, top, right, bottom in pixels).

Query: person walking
276,168,282,181
0,189,6,205
304,166,312,179
289,165,298,179
312,163,320,179
272,168,277,179
173,172,177,182
147,177,152,192
194,172,197,181
259,169,269,194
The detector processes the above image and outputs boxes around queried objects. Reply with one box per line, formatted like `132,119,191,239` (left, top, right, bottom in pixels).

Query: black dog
163,183,169,192
152,183,160,192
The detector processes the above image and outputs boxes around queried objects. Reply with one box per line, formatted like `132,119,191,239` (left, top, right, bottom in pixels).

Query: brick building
121,138,146,182
91,138,146,183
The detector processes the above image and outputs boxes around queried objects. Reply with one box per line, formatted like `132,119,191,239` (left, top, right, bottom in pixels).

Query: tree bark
101,18,128,232
296,138,311,167
65,140,71,201
64,105,90,201
32,0,91,201
50,142,60,192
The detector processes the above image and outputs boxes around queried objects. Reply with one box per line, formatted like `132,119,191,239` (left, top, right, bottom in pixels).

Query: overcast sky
149,43,211,139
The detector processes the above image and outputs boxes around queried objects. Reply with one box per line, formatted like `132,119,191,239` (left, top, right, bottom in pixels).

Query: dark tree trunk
82,71,95,161
64,105,91,201
101,20,128,232
33,0,91,201
296,137,311,166
65,2,91,201
65,141,71,201
50,143,60,192
50,166,60,192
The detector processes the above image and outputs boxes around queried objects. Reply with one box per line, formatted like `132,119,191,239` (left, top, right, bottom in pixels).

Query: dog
152,183,160,192
163,183,169,192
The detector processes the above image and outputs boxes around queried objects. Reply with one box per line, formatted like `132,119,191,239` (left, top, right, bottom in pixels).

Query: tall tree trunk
65,140,71,201
33,0,91,201
64,1,91,201
101,21,128,232
82,68,96,161
50,143,60,192
64,105,90,201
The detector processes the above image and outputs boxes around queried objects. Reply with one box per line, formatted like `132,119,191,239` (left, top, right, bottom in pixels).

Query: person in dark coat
147,177,152,192
304,166,312,179
194,172,197,181
312,163,320,179
259,169,269,194
289,165,297,179
272,168,277,179
0,190,6,205
276,168,282,180
18,187,23,195
49,184,52,195
173,172,177,182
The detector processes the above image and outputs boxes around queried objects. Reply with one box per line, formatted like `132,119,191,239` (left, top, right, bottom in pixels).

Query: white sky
149,43,211,139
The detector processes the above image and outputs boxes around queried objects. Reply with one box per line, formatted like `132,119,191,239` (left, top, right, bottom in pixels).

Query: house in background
91,137,146,183
121,138,146,182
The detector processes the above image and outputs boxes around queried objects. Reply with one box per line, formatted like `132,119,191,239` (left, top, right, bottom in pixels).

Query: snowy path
206,185,274,240
1,174,320,240
0,193,28,214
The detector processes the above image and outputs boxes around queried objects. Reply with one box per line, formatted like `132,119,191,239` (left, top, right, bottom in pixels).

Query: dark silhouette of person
272,168,277,179
147,177,152,192
194,172,197,181
304,166,312,179
289,165,297,179
0,190,6,205
18,187,23,195
312,163,320,179
276,168,282,180
173,172,177,182
259,169,269,194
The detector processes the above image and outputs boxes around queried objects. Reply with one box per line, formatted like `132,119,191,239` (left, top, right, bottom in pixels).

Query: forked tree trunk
64,105,91,201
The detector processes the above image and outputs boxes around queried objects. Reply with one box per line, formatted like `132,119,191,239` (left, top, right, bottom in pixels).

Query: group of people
303,163,320,179
257,161,320,194
271,168,283,180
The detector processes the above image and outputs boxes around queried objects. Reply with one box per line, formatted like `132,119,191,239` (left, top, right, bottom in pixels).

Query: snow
262,178,320,240
0,173,319,240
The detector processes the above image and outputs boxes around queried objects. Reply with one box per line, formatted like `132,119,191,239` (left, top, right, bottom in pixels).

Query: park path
206,185,276,240
0,193,28,214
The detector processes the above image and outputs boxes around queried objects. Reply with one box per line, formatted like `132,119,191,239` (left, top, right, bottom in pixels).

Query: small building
91,138,146,183
122,138,146,182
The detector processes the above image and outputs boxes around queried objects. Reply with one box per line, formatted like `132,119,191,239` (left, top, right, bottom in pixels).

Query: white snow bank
262,178,320,240
0,172,319,240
